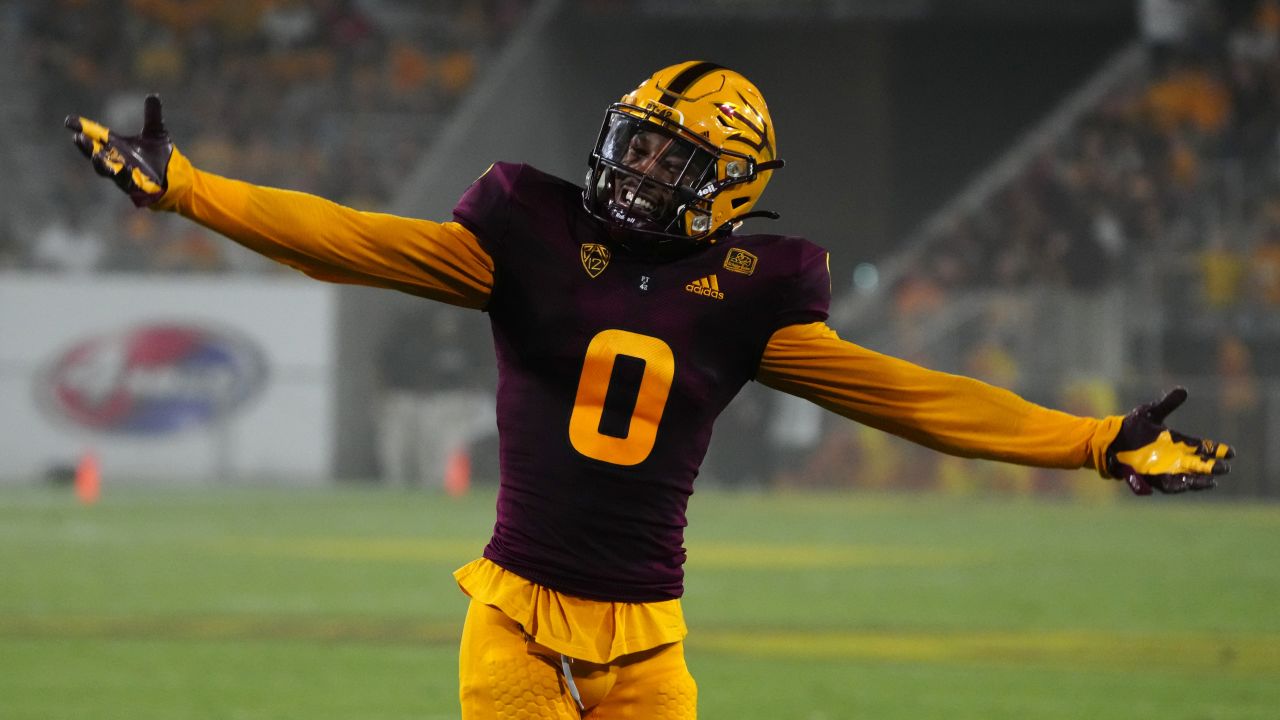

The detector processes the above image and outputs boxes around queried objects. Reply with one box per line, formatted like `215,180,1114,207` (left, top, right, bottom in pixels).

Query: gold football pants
459,600,697,719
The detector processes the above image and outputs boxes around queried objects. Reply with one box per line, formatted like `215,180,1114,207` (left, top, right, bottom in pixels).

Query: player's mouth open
616,183,669,218
623,188,659,213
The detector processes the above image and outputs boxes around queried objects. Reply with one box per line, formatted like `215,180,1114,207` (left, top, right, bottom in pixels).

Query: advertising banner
0,273,334,483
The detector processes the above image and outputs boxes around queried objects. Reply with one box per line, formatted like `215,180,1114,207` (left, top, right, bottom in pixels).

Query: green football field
1,483,1277,719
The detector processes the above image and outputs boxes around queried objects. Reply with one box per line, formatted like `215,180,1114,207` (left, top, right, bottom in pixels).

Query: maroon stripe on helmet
658,61,726,107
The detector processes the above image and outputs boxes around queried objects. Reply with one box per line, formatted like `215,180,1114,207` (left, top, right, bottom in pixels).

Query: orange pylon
75,450,101,505
443,447,470,497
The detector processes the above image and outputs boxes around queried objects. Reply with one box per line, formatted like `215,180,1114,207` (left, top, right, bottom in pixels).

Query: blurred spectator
437,49,477,97
892,264,947,318
101,207,163,271
963,332,1021,389
703,384,771,488
794,422,910,491
155,225,228,272
766,392,824,487
1248,219,1280,304
30,204,105,274
1212,330,1263,495
377,308,436,487
1057,377,1123,504
259,0,318,50
1143,56,1232,136
1200,229,1246,307
388,39,433,100
1139,0,1215,70
0,238,17,269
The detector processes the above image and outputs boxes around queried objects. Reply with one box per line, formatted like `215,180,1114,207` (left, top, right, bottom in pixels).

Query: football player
66,61,1233,719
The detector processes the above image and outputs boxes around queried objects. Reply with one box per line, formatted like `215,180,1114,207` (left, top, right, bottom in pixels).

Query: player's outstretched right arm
66,94,172,207
64,96,494,309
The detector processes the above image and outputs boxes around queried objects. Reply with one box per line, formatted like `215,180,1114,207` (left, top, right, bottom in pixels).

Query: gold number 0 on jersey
568,329,675,466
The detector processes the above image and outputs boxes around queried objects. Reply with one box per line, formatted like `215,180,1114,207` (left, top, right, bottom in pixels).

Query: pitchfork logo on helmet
585,61,784,250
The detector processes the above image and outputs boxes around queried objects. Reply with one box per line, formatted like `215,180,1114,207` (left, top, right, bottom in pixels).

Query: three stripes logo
685,274,725,300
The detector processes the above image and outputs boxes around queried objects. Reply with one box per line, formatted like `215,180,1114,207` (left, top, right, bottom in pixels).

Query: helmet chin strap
708,210,781,243
732,210,781,222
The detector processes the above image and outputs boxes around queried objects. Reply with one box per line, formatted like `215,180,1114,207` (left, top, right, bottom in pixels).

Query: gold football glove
65,94,173,207
1105,387,1233,495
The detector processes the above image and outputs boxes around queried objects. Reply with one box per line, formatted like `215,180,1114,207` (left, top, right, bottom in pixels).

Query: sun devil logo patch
580,243,611,278
723,248,758,276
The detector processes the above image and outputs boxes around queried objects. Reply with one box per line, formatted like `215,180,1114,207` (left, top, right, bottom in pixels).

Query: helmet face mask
584,62,781,252
588,109,717,238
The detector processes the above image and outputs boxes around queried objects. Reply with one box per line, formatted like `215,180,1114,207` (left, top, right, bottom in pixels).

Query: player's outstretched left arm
757,322,1234,495
1104,387,1232,494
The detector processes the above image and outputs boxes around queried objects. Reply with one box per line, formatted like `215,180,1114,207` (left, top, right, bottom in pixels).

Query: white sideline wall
0,273,334,483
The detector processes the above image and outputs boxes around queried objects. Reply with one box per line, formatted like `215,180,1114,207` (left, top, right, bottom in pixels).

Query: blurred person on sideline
1214,331,1263,494
1199,229,1245,308
376,307,437,487
0,229,19,268
765,392,824,487
65,62,1234,719
700,383,770,488
377,307,495,490
1058,377,1125,504
30,201,105,274
1249,218,1280,305
1139,0,1213,70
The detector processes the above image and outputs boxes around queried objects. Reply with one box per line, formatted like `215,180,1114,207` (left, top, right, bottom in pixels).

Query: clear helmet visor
591,111,716,234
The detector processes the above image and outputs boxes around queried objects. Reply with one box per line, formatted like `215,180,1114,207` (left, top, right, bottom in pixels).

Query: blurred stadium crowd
10,1,1277,305
2,0,530,273
900,0,1280,300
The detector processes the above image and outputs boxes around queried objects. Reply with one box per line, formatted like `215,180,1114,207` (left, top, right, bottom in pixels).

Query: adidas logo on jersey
685,274,725,300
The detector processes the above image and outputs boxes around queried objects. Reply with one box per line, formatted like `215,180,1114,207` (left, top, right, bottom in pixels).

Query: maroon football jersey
452,162,830,602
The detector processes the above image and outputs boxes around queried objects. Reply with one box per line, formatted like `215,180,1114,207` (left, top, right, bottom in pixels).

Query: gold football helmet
585,61,783,249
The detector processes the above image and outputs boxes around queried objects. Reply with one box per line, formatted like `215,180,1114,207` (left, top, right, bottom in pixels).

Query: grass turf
1,484,1276,719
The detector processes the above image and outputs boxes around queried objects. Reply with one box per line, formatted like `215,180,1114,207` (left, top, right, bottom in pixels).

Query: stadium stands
912,1,1280,301
9,0,531,273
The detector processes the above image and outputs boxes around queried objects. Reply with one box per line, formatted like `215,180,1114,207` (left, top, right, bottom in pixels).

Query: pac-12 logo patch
580,243,611,278
723,248,757,276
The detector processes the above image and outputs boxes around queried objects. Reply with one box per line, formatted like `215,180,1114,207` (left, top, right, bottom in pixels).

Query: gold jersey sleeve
153,147,494,309
757,321,1124,475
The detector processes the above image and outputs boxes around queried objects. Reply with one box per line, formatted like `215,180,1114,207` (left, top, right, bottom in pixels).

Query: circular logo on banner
38,323,268,435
